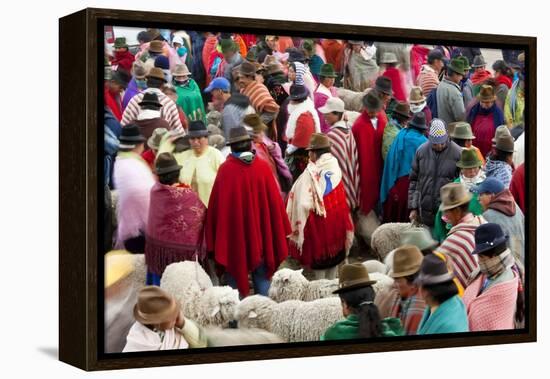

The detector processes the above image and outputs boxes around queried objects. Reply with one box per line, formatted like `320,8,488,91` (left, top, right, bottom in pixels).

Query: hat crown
457,148,482,169
155,152,180,171
393,101,410,117
440,182,472,210
148,127,168,149
188,120,207,133
147,67,167,81
289,84,309,100
451,122,474,139
417,254,454,284
375,76,393,94
363,90,382,111
381,52,398,63
287,48,306,63
239,61,256,76
135,286,177,324
392,245,424,278
429,118,448,143
472,55,486,67
321,97,345,113
457,55,470,68
409,112,427,129
409,86,425,103
427,49,444,62
475,223,506,246
149,40,164,53
243,113,267,133
336,263,375,292
496,134,515,152
140,92,161,106
173,63,191,76
448,58,466,75
119,124,145,143
319,63,337,77
227,126,252,145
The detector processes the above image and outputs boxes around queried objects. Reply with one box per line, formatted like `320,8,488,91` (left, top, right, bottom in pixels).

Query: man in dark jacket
408,118,462,227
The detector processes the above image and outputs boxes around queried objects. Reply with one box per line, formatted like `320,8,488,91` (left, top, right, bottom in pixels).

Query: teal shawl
417,295,469,335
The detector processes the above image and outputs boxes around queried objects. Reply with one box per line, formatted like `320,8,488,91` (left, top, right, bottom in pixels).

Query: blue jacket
417,295,469,335
380,127,427,203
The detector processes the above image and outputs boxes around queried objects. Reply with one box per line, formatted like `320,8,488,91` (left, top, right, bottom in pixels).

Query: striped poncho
241,80,280,114
121,88,184,134
327,121,360,211
438,214,486,288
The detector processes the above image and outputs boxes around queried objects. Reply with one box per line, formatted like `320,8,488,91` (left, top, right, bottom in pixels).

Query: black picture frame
59,7,537,371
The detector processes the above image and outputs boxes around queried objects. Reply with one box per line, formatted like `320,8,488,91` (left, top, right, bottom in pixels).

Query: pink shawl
145,183,207,275
463,272,519,331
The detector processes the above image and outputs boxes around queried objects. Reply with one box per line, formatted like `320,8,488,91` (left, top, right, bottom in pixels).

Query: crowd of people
103,28,527,352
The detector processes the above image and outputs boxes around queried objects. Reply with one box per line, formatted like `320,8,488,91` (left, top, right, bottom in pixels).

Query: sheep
384,249,397,276
369,272,395,295
269,268,338,302
160,261,213,321
336,87,368,112
236,295,343,342
196,286,240,328
370,222,412,260
131,254,147,291
204,327,284,346
362,259,387,275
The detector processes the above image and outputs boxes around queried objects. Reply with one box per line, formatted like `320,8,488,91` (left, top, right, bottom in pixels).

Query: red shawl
111,50,135,73
471,69,492,85
510,163,525,214
205,155,291,296
352,111,386,215
496,75,513,89
202,36,219,84
145,182,207,275
382,67,407,102
104,85,123,121
410,45,430,83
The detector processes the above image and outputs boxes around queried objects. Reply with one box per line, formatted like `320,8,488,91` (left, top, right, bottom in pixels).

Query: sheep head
268,268,308,302
199,286,240,328
236,295,277,329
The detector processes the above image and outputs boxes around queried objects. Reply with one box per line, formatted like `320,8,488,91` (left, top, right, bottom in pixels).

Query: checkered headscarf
293,62,306,86
429,118,448,144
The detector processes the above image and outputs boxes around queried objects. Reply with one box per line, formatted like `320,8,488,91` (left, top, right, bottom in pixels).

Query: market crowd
103,28,527,352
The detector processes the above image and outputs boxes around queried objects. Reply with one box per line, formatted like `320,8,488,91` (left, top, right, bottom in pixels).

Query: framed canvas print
59,7,536,371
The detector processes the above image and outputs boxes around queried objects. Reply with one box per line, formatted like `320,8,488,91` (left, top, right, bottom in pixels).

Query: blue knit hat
429,118,448,144
154,55,170,70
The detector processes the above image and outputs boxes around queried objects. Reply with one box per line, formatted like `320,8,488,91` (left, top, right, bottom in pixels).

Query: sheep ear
298,269,304,274
210,305,221,318
248,311,258,319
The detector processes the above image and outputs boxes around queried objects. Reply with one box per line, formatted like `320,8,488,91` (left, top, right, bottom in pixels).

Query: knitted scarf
478,248,515,279
287,153,342,252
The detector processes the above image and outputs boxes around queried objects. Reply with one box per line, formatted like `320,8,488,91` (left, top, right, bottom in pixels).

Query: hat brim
318,105,343,114
319,73,338,78
155,164,183,175
439,193,473,211
332,279,377,294
391,266,421,279
187,131,210,138
120,135,147,143
133,299,179,325
306,144,331,151
472,235,508,255
409,122,428,130
138,101,163,108
409,98,427,104
289,93,309,101
227,135,252,145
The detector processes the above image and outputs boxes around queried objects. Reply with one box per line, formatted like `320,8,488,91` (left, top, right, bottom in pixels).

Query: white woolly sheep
369,272,395,295
370,222,412,260
131,254,147,291
236,295,343,342
362,259,387,275
196,285,240,328
336,87,368,112
160,261,213,321
383,249,397,276
269,268,338,302
204,327,284,346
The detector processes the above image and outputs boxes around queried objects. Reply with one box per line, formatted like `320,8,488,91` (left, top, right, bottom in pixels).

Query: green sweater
321,315,404,341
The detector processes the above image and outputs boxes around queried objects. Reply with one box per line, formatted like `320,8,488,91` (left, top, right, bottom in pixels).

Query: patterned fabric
438,214,486,288
417,64,440,98
242,80,280,114
327,122,360,211
375,287,426,335
429,118,448,144
145,182,207,276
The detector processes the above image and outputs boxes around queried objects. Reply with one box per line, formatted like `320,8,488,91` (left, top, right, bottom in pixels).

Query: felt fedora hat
114,37,128,49
306,133,331,151
362,90,383,112
409,86,426,104
450,122,475,140
262,55,284,76
147,67,167,82
289,84,309,101
495,134,515,153
187,120,210,138
239,61,257,77
414,253,455,286
119,124,146,146
133,286,179,325
492,125,512,145
333,263,377,294
439,182,472,211
408,112,428,131
243,113,268,134
472,222,508,255
111,69,131,88
155,152,183,175
319,63,338,78
456,56,471,71
172,64,191,77
393,101,411,118
374,76,393,96
227,126,252,145
380,52,398,64
148,40,164,54
447,58,467,75
139,92,163,108
472,55,487,68
391,245,424,278
456,148,483,169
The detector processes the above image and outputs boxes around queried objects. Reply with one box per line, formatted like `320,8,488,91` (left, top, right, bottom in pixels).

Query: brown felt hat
439,182,472,211
391,245,424,278
409,86,426,104
147,67,167,82
133,286,179,325
393,101,411,119
478,84,496,102
239,61,257,77
243,113,268,134
149,40,164,54
227,126,252,145
495,134,515,153
333,263,377,294
306,133,331,151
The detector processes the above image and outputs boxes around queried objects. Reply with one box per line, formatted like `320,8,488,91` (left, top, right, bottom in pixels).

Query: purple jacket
122,78,144,111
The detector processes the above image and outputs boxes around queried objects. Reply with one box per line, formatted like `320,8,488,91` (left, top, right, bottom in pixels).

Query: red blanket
145,182,206,275
382,67,407,102
205,155,291,296
352,111,386,215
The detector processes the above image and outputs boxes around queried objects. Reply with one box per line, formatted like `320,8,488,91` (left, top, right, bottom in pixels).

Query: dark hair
385,62,398,68
320,76,335,83
146,77,165,89
422,280,458,305
158,170,180,185
332,111,344,120
137,31,152,43
421,248,435,256
338,286,383,338
452,137,468,147
457,202,471,214
403,271,420,285
310,147,331,160
230,140,252,153
491,149,513,162
393,113,409,124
